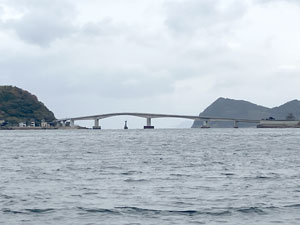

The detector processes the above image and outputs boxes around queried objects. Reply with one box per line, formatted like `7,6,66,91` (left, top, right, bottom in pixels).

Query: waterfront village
0,119,76,130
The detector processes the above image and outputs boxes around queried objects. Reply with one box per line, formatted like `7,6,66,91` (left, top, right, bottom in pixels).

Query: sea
1,129,300,225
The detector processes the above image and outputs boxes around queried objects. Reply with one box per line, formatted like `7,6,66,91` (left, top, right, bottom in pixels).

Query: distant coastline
192,97,300,128
0,126,88,130
2,86,300,130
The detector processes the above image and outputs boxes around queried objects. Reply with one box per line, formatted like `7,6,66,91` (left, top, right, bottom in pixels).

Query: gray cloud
7,15,75,46
256,0,300,4
164,0,248,34
81,19,125,37
2,0,77,46
0,50,173,99
0,0,130,46
0,6,3,17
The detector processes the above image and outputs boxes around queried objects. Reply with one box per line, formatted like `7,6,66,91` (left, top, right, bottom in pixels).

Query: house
19,122,27,127
41,120,50,128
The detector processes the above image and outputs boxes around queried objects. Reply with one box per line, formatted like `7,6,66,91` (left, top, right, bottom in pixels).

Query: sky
0,0,300,128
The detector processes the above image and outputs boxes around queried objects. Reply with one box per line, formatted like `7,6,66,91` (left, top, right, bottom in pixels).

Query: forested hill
0,86,55,125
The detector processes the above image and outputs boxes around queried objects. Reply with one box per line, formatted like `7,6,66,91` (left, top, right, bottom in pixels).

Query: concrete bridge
56,112,260,129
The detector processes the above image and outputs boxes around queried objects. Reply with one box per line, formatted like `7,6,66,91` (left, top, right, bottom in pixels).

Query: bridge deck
56,112,260,123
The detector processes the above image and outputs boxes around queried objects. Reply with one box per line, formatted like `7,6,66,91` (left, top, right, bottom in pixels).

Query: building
257,120,300,128
19,122,27,127
41,120,50,128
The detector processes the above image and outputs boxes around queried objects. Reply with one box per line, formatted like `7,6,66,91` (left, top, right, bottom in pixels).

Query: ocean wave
25,208,55,213
255,176,273,179
120,171,142,175
112,205,281,216
221,173,235,176
236,207,266,215
284,204,300,208
124,179,148,182
77,207,120,215
2,208,55,214
114,207,231,216
244,175,279,180
77,206,232,216
0,194,13,199
2,209,26,214
170,173,192,177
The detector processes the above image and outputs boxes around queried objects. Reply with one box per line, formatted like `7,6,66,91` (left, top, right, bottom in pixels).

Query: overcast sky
0,0,300,128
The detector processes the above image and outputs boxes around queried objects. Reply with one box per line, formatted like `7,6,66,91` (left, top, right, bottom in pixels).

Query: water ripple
1,129,300,224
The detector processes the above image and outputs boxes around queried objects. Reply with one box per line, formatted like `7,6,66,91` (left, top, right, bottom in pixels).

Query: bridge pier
201,120,210,128
144,118,154,129
234,120,238,128
70,119,75,128
93,119,101,129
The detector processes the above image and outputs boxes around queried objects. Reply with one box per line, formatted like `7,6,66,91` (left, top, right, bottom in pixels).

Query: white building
257,120,300,128
19,122,26,127
41,121,50,128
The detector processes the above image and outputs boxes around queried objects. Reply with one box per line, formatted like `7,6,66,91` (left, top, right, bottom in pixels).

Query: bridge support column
234,120,238,128
93,119,101,129
61,121,66,127
70,119,75,128
144,118,154,129
201,120,210,128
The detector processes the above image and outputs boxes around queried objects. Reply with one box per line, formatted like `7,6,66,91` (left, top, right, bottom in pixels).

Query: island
192,97,300,128
0,86,56,129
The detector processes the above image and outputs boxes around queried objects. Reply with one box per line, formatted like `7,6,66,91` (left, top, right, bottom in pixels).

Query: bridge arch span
56,112,259,129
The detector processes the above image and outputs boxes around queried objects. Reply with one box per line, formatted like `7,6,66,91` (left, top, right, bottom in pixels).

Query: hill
192,98,300,128
0,86,55,125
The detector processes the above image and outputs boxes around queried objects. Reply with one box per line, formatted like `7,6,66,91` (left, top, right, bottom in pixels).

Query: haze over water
1,129,300,225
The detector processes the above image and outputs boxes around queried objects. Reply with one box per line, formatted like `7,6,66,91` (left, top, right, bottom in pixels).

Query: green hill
0,86,55,125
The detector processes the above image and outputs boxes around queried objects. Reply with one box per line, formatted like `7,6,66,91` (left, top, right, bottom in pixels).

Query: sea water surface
1,129,300,225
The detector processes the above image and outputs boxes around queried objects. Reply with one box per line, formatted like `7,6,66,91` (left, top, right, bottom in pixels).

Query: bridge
56,112,260,129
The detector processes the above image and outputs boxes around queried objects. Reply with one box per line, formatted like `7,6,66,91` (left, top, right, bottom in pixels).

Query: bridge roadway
56,112,260,129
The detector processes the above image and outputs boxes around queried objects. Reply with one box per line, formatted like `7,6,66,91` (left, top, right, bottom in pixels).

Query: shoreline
0,126,88,130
